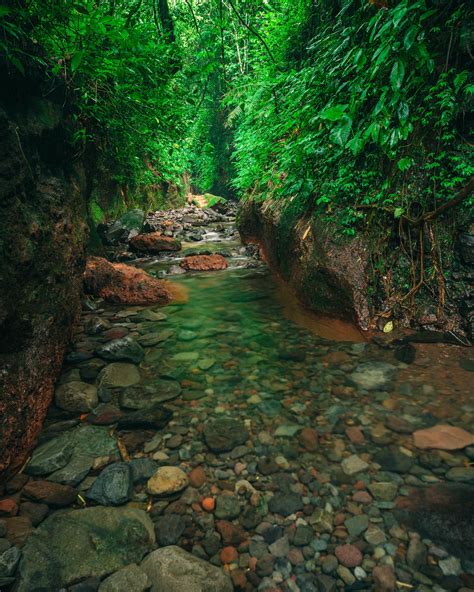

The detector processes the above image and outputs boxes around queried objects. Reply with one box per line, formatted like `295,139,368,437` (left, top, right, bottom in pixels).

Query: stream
2,206,474,591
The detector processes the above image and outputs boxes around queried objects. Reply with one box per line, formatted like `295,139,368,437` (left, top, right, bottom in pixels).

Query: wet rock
55,381,98,413
96,338,144,364
334,544,363,568
138,329,174,347
368,482,398,502
25,436,74,476
374,446,413,473
350,362,395,390
203,418,249,453
154,514,186,547
140,546,233,592
341,455,369,475
216,521,248,546
17,507,155,591
407,536,427,569
180,254,228,272
413,425,474,450
99,363,141,388
373,565,396,592
445,467,474,483
215,496,240,520
86,463,133,506
298,428,319,451
22,480,77,508
345,514,369,537
117,404,172,431
99,209,145,245
268,535,290,557
129,458,159,484
0,545,21,578
48,455,93,486
3,517,33,547
268,493,303,516
129,232,181,254
98,564,150,592
84,257,172,305
18,502,48,527
147,466,188,496
119,380,181,409
72,425,119,458
188,466,207,489
314,574,337,592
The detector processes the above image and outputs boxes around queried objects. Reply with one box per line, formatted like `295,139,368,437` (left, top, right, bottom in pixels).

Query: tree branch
225,0,275,63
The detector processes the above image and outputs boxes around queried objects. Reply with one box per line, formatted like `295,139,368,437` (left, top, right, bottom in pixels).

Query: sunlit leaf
390,60,405,90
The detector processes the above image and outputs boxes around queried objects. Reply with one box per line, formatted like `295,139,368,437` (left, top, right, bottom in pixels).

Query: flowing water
4,211,474,591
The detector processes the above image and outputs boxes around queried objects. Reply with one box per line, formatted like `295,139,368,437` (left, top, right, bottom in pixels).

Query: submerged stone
203,418,249,453
99,363,141,388
17,507,155,591
96,337,144,364
86,463,133,506
119,380,181,409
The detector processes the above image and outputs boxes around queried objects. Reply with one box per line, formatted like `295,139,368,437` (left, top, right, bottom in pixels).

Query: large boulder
180,255,228,272
129,232,181,254
17,507,155,591
55,381,98,413
140,546,233,592
84,257,172,305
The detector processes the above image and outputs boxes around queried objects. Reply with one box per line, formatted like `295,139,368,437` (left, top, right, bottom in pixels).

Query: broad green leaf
390,60,405,90
330,115,352,146
397,101,409,122
404,25,418,50
71,51,83,72
319,104,348,121
394,208,405,219
397,158,413,171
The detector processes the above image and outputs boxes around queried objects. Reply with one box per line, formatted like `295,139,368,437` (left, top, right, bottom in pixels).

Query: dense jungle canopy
2,0,472,218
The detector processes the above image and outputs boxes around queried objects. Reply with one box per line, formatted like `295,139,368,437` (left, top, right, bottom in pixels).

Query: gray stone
117,405,172,431
86,463,133,506
368,482,398,501
96,338,144,364
203,418,249,453
344,514,369,537
99,363,141,388
341,455,369,475
129,459,159,484
407,537,427,569
351,362,395,390
139,330,174,347
215,496,240,520
268,493,303,517
140,546,233,592
17,507,155,591
445,467,474,483
374,447,414,473
0,546,21,577
25,437,74,476
322,554,338,574
55,381,98,413
119,380,181,409
154,514,186,547
268,536,290,557
98,564,150,592
48,455,93,486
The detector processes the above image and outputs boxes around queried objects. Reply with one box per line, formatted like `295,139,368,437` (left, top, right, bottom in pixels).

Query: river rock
22,481,77,508
180,254,228,271
368,482,398,501
140,546,233,592
334,544,363,568
119,380,181,409
100,209,145,245
0,546,21,578
154,514,186,547
203,418,249,452
350,362,395,390
374,446,413,473
25,437,74,476
96,338,144,364
86,463,133,506
129,233,181,254
84,257,172,305
373,565,396,592
147,466,188,496
445,467,474,483
341,454,369,475
117,404,172,431
215,496,240,520
99,363,141,388
48,455,93,486
55,381,98,413
413,425,474,450
268,493,304,517
17,507,155,591
98,564,150,592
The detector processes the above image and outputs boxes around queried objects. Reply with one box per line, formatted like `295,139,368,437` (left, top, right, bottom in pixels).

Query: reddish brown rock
230,569,247,590
129,232,181,254
220,546,238,564
298,428,318,451
180,254,228,272
345,427,365,445
4,515,33,547
216,520,248,546
22,480,77,508
188,466,207,489
413,425,474,450
335,544,363,567
0,498,18,517
84,256,172,305
373,565,396,592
